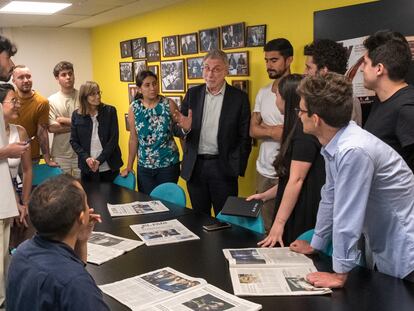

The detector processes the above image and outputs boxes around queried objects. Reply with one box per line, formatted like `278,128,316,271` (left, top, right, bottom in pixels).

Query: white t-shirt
0,105,19,219
90,115,110,172
253,83,284,179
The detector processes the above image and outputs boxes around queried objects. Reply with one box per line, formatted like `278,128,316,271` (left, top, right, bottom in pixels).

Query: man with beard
13,65,56,166
249,38,292,232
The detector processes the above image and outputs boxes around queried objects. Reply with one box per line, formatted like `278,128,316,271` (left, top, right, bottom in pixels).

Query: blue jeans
137,162,180,195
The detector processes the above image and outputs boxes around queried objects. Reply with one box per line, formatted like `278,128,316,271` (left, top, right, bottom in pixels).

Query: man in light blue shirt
290,72,414,288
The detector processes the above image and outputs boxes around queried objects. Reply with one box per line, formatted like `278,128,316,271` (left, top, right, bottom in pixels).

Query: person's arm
37,123,58,166
249,111,283,140
17,126,32,206
258,160,312,247
0,143,29,159
246,184,278,202
120,106,138,176
74,209,102,262
172,92,192,138
95,106,119,165
48,102,71,134
69,112,90,168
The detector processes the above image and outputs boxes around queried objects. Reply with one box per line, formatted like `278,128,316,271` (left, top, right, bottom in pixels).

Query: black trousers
81,169,119,183
187,157,238,216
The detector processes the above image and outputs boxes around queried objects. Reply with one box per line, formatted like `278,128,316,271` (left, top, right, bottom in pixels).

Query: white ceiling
0,0,187,28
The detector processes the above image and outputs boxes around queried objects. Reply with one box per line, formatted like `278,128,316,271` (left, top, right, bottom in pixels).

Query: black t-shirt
364,85,414,162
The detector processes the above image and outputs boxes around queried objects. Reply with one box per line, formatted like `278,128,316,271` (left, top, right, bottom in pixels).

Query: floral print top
131,96,179,169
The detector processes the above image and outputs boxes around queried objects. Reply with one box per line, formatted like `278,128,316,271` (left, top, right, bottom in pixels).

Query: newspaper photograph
87,232,144,265
223,248,313,268
146,284,262,311
100,267,206,310
229,266,332,296
107,200,169,217
130,219,200,246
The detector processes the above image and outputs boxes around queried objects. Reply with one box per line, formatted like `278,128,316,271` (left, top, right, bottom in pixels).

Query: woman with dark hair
121,70,187,194
248,74,325,247
70,81,123,182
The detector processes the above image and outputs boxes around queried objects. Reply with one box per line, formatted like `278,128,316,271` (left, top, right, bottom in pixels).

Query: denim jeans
137,162,180,195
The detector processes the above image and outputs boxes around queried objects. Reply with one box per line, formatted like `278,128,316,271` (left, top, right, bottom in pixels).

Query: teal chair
32,164,63,186
150,182,186,207
113,172,136,191
297,229,333,256
216,212,265,235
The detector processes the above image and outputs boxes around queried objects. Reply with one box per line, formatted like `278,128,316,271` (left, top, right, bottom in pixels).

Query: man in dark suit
175,49,251,216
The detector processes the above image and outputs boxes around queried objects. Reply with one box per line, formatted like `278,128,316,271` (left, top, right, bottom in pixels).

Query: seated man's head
296,72,353,136
29,174,89,240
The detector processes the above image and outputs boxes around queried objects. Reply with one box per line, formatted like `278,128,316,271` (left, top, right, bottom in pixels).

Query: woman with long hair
248,74,326,247
70,81,123,182
121,70,189,194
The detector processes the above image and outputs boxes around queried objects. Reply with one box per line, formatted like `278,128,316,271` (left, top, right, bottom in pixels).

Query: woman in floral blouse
121,70,182,194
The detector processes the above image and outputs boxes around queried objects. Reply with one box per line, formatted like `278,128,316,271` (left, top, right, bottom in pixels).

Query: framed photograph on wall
120,40,132,58
119,62,134,82
162,35,180,57
199,27,220,52
221,22,245,50
148,65,159,77
186,57,203,79
147,41,161,62
227,51,249,76
133,60,147,81
161,59,185,93
180,33,198,55
232,80,249,96
187,83,201,89
128,83,138,103
131,37,147,59
167,95,183,109
124,113,130,131
246,25,266,47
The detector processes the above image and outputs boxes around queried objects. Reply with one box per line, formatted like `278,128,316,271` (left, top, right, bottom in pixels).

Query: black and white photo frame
199,27,220,52
120,40,132,58
180,33,198,55
120,62,134,82
133,60,147,81
186,57,204,79
132,37,147,59
147,41,161,62
162,35,180,57
221,22,245,50
161,59,185,93
227,51,249,76
246,25,266,47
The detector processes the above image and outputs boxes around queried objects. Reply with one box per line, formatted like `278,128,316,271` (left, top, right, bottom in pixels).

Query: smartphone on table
202,222,232,231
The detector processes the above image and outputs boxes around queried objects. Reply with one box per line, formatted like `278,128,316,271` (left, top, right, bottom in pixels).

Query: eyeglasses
2,98,20,106
202,66,224,74
295,107,309,114
89,91,102,97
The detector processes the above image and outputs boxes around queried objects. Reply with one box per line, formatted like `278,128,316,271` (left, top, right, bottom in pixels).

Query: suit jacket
176,83,252,181
70,104,123,173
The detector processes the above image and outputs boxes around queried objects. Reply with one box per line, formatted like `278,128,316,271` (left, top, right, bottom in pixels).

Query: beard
267,68,287,80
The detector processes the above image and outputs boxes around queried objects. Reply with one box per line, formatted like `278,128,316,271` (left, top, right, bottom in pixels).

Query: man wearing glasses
175,49,251,216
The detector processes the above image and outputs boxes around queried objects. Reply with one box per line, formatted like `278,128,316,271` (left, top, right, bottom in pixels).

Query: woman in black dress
248,74,325,247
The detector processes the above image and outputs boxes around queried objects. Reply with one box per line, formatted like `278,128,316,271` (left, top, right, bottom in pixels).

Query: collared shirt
7,235,110,311
198,82,226,155
311,121,414,279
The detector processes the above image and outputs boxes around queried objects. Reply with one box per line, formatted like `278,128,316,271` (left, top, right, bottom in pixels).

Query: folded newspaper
223,248,332,296
107,200,169,217
87,232,144,265
100,267,262,311
130,219,200,246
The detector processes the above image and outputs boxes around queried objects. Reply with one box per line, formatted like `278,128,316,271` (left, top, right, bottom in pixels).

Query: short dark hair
53,61,74,77
304,39,348,74
29,174,85,239
363,30,411,81
0,83,15,103
264,38,293,58
297,72,353,128
0,35,17,56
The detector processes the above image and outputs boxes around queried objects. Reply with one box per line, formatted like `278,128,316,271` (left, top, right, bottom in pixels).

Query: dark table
83,182,414,311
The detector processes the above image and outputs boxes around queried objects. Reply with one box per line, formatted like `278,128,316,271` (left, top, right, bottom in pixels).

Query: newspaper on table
107,200,169,217
130,219,199,246
100,267,262,311
223,248,332,296
87,231,144,265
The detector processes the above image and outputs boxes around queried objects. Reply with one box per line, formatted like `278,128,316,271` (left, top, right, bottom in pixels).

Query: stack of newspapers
107,200,169,216
100,267,262,310
223,247,332,296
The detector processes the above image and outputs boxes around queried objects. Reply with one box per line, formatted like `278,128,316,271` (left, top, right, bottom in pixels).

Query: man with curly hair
304,39,362,125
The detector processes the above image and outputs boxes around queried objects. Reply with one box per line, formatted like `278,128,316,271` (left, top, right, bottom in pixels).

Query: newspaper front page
229,266,332,296
108,200,169,217
223,247,313,267
146,284,262,311
100,267,206,310
87,232,144,265
130,219,199,246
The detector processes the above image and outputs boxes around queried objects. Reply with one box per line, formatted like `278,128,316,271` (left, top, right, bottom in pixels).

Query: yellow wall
91,0,374,201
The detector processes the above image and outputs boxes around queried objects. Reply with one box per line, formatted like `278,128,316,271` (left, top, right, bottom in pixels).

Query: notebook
220,196,263,218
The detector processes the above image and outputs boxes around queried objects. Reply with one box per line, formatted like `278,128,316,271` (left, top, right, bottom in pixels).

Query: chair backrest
297,229,333,256
113,172,136,191
150,182,186,207
32,164,63,186
216,212,265,235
